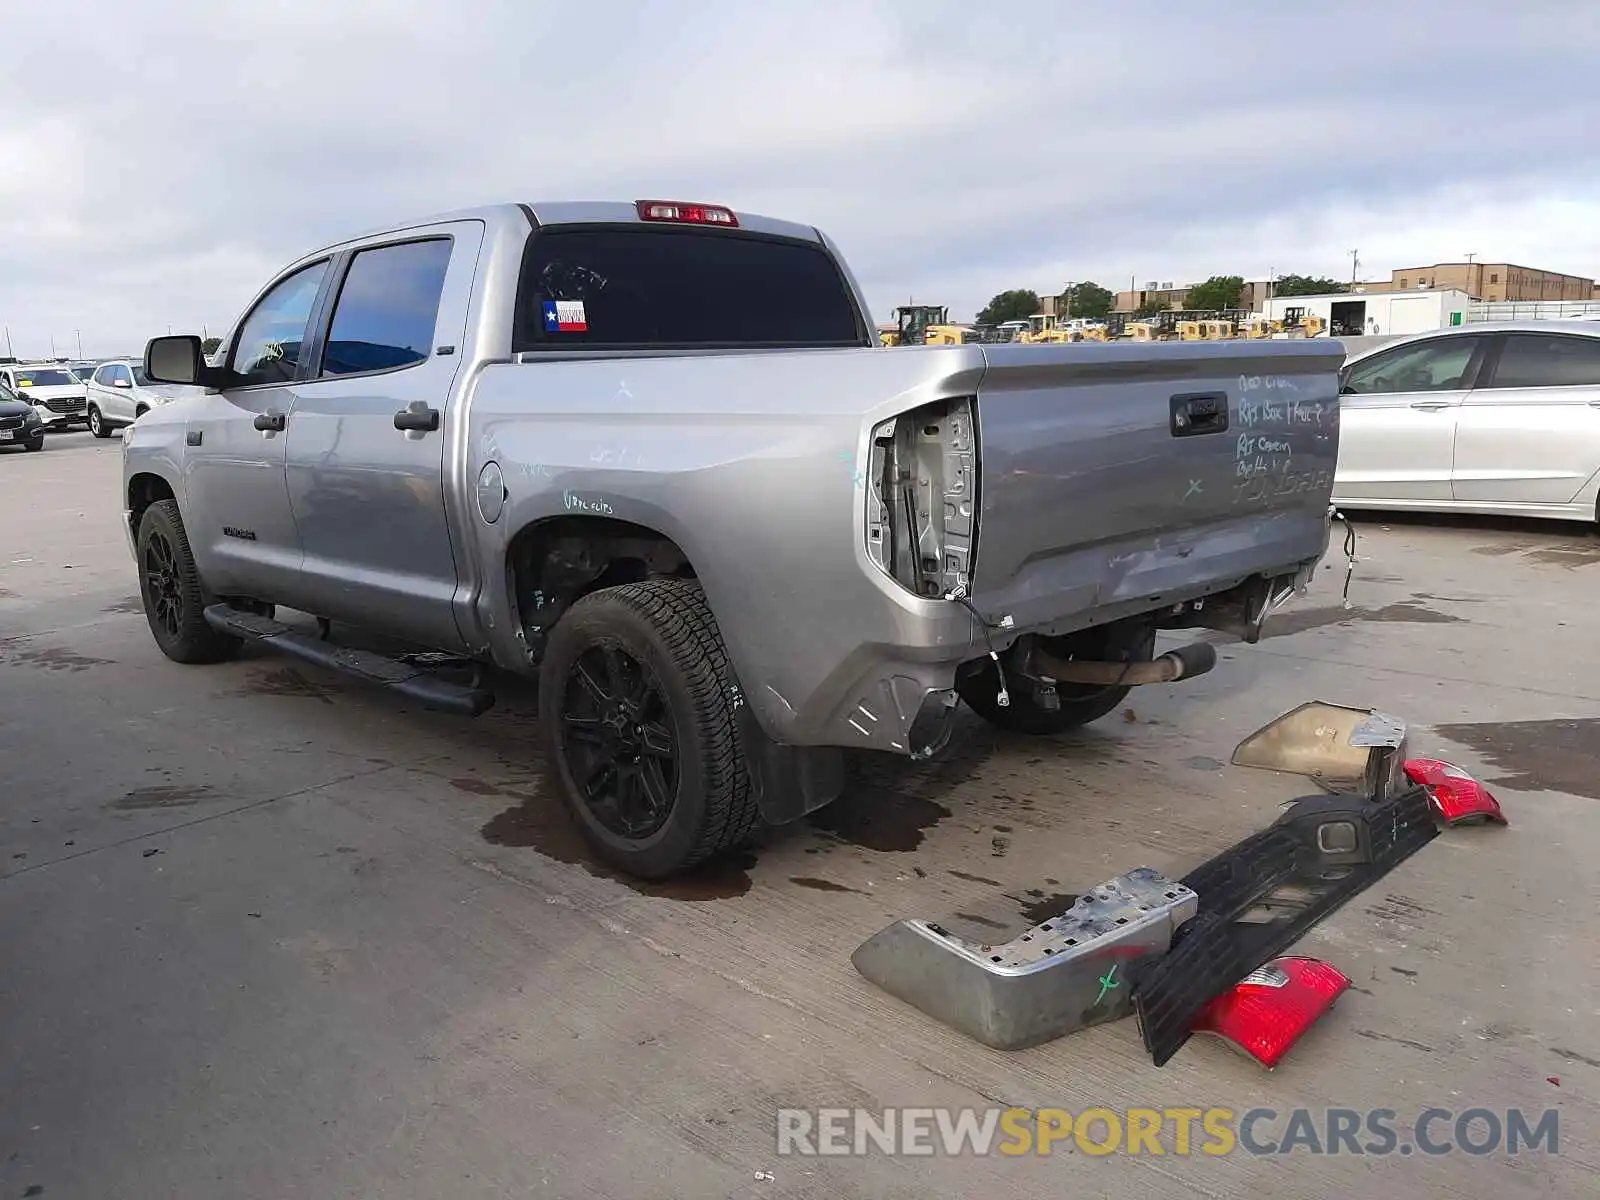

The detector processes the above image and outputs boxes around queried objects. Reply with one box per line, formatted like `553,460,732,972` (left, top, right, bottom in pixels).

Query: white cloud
1,0,1597,353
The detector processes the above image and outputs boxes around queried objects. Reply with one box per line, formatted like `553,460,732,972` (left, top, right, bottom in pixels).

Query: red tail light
635,200,738,227
1191,956,1351,1069
1403,758,1508,826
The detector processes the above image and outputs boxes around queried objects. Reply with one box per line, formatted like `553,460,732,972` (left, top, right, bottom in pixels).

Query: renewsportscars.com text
775,1106,1559,1158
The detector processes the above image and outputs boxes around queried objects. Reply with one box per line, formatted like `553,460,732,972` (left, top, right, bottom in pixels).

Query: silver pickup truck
125,199,1343,879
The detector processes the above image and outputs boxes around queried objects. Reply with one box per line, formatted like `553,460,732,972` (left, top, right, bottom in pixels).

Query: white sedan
1331,320,1600,525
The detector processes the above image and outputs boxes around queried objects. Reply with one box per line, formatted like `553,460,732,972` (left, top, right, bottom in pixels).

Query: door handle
253,410,286,432
1409,401,1450,411
394,405,440,433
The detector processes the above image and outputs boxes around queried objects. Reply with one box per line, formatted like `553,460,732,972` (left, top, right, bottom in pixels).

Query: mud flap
728,678,846,827
850,869,1198,1050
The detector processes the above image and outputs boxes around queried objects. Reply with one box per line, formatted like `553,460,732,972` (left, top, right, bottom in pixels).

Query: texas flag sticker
542,299,588,333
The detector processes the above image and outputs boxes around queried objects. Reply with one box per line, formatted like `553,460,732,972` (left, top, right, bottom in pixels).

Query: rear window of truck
512,225,867,352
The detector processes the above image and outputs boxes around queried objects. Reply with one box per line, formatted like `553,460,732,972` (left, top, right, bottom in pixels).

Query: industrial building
1381,261,1593,302
1258,288,1470,338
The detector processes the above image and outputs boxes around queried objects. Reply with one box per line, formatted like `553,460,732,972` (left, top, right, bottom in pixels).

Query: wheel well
507,516,695,662
127,473,176,538
135,405,149,417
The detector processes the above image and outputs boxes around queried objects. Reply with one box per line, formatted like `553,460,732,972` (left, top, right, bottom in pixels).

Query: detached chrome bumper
851,869,1199,1050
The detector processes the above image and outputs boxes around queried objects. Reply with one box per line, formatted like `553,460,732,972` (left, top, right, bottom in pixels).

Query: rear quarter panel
459,346,989,743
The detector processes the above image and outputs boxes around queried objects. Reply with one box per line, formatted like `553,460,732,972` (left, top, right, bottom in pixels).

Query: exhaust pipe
1033,640,1217,686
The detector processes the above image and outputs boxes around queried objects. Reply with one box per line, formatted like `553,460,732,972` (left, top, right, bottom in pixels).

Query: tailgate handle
1170,391,1229,437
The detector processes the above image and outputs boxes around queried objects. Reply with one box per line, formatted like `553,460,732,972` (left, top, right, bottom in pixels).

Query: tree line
974,274,1350,325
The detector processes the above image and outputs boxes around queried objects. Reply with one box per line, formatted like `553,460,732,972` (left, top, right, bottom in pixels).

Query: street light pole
75,329,83,358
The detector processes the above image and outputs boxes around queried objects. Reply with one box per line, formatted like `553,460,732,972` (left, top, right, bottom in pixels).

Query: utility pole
1348,249,1360,284
49,333,56,357
3,326,11,358
75,329,83,358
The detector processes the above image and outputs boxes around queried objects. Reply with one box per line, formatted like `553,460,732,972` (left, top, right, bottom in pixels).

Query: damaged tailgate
968,340,1345,626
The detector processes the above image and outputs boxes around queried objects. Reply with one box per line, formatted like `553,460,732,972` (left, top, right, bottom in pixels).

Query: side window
319,239,453,377
228,259,331,387
1342,337,1480,395
92,365,113,386
1488,334,1600,389
112,365,133,386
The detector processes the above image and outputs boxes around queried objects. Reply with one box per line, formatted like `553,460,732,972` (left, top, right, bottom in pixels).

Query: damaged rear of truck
458,205,1344,878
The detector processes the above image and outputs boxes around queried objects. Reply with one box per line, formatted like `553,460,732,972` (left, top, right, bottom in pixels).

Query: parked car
0,363,89,431
1332,320,1600,524
84,357,200,438
125,198,1342,880
0,378,46,452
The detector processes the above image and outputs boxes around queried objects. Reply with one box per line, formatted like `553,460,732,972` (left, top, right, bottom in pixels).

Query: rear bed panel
969,341,1345,618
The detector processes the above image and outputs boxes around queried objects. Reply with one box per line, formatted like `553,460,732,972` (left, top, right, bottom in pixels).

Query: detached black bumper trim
1133,784,1439,1066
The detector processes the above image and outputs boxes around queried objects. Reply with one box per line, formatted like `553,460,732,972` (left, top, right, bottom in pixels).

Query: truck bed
465,338,1345,753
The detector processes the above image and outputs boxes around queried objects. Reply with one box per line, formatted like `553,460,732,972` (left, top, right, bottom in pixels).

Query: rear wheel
538,578,759,879
88,405,111,438
136,499,241,664
958,624,1157,734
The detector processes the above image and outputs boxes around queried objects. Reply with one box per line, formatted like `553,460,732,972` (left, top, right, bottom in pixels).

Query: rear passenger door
282,222,483,651
1451,332,1600,508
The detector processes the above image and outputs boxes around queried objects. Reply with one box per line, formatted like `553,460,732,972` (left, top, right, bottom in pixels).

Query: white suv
0,363,89,431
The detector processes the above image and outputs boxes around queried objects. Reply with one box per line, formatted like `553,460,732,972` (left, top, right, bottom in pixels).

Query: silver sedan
1331,320,1600,525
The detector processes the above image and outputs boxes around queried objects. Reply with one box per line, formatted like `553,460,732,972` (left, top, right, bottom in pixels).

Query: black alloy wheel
142,528,185,642
557,641,680,840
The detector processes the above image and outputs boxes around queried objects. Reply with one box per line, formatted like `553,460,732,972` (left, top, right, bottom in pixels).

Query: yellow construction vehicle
1177,320,1208,341
1203,318,1236,340
882,304,951,347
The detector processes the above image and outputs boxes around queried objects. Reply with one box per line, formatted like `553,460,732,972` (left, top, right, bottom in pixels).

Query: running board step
203,604,495,717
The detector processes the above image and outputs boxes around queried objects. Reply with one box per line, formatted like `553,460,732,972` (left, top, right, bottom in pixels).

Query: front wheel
958,625,1157,734
537,578,759,879
136,499,241,664
88,405,111,438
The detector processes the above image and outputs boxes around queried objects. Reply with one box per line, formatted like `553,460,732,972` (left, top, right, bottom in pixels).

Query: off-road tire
88,405,111,438
538,578,758,879
958,626,1158,734
136,499,241,664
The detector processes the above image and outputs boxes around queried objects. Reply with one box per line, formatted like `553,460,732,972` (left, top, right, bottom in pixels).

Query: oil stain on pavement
3,646,113,672
474,776,757,900
1431,717,1600,800
111,784,216,810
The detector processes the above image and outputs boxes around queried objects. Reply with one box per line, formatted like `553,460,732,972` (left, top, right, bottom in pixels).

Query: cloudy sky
2,1,1596,355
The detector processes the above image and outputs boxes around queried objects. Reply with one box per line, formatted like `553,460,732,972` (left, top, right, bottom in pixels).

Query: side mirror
145,335,204,385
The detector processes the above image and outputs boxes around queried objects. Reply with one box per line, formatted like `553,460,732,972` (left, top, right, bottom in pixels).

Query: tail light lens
1403,758,1508,826
1191,956,1350,1069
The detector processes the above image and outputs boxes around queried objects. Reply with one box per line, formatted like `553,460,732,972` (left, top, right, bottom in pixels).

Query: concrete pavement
2,433,1596,1198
